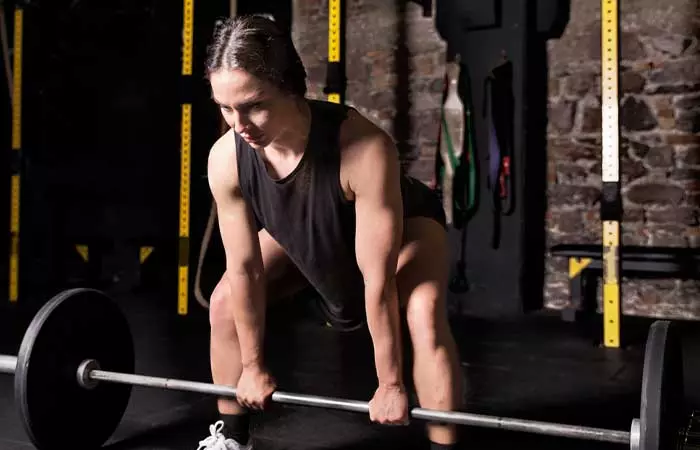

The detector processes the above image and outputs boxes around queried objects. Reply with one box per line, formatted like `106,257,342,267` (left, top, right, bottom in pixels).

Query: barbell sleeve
0,355,17,374
85,363,631,445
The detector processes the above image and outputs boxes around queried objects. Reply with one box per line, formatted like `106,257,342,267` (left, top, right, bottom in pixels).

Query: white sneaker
196,420,253,450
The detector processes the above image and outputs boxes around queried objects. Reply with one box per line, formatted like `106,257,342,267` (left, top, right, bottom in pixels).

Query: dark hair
205,15,307,97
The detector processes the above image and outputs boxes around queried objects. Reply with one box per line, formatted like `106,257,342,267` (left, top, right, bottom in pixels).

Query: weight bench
549,244,700,322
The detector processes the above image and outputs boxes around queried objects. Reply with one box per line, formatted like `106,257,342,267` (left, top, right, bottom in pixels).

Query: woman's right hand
236,365,277,410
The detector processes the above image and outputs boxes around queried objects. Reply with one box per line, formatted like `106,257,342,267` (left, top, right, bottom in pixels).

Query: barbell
0,288,696,450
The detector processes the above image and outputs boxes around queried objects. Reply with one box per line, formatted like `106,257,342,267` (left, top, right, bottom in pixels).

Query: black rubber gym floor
1,290,698,450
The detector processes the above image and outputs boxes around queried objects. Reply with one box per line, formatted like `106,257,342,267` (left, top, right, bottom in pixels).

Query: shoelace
197,420,228,450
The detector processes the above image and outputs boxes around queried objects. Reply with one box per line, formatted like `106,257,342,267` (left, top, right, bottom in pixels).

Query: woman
197,14,463,450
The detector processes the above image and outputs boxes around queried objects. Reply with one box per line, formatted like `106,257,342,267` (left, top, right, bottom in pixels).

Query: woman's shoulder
207,129,239,187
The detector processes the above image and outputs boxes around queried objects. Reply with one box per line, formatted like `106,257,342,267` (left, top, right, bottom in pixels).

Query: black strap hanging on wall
483,58,515,249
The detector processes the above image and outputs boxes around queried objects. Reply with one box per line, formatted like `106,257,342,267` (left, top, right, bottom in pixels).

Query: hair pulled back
205,15,307,97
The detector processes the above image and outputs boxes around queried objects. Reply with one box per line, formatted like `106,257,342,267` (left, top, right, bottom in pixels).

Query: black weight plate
15,288,135,450
640,320,685,450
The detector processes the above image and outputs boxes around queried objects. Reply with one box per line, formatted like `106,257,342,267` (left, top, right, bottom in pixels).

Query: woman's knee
209,275,237,333
405,283,456,347
406,291,441,348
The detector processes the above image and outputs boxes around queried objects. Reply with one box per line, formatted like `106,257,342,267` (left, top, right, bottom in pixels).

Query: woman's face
210,68,294,149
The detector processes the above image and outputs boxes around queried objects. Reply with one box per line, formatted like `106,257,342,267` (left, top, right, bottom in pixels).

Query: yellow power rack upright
325,0,344,104
9,5,24,303
178,0,195,315
601,0,622,347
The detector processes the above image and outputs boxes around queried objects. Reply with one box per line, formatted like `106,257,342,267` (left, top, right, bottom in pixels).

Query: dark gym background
0,0,231,311
0,0,571,317
0,0,302,312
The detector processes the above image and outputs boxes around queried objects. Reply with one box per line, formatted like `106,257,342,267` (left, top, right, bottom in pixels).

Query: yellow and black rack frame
600,0,622,348
550,243,700,343
550,1,625,347
178,0,195,315
8,4,23,303
324,0,345,104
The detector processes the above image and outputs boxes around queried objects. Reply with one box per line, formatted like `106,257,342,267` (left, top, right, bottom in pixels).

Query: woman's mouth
242,133,262,143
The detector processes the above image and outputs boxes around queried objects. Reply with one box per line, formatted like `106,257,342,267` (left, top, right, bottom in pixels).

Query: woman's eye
248,102,264,111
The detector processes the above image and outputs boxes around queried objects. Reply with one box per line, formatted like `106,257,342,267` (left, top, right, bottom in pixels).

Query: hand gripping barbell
0,288,696,450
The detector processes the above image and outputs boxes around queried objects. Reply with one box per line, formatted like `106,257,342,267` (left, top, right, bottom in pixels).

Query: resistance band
436,59,476,227
434,57,476,294
437,63,461,226
178,0,195,315
483,59,515,249
451,85,477,228
8,5,23,303
324,0,345,104
601,0,622,347
451,73,477,295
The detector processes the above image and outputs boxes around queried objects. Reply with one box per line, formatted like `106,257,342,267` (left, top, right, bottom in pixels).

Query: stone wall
290,0,700,320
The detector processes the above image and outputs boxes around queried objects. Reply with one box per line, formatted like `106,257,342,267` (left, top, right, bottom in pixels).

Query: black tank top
235,99,445,328
235,100,364,327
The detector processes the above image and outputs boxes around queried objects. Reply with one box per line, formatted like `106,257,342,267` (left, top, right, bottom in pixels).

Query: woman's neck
266,97,311,159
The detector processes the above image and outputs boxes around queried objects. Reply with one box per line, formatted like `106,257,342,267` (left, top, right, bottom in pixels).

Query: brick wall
291,0,446,181
290,0,700,320
545,0,700,319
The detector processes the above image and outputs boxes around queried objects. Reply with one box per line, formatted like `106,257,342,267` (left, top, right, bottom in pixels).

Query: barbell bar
76,359,633,444
1,352,635,445
0,288,693,450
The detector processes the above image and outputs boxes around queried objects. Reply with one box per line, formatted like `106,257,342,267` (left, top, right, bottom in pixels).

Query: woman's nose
233,111,251,133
